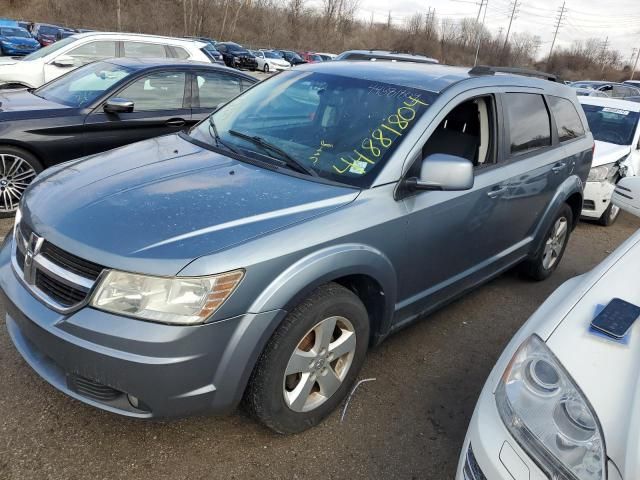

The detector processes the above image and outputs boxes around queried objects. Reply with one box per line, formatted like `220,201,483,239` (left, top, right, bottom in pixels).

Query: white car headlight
91,269,244,325
496,335,605,480
587,163,614,182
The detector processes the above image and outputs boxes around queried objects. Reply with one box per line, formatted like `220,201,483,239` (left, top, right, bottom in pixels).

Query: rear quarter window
504,93,551,155
547,96,585,142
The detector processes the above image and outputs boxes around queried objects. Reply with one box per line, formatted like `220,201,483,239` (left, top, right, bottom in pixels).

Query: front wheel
0,146,42,217
244,283,370,434
521,204,573,281
597,202,620,227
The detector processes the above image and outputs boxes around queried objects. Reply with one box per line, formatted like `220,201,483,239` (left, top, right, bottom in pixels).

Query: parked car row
570,80,640,100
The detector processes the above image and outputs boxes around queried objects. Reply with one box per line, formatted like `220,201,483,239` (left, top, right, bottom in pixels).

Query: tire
0,145,43,218
244,283,370,434
520,203,573,281
263,64,269,73
597,202,620,227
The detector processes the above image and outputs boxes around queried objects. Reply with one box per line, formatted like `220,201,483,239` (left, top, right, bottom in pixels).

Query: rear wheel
244,283,369,434
263,63,269,73
521,204,573,281
597,202,620,227
0,146,42,217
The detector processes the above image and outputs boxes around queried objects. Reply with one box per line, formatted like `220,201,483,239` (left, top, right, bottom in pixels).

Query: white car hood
0,58,20,66
545,229,640,478
592,140,631,168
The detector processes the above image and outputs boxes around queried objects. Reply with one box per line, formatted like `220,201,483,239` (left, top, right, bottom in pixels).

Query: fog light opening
127,394,140,409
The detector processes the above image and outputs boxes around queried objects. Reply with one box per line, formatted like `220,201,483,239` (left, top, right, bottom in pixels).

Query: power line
547,1,567,64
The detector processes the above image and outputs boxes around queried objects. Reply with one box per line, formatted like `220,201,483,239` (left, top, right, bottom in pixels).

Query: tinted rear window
504,93,551,155
547,96,585,142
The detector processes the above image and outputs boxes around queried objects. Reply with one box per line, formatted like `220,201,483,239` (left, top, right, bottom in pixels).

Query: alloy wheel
0,153,37,213
283,315,356,413
542,216,568,270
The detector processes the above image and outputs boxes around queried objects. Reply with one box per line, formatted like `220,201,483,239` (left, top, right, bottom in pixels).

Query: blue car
0,26,39,56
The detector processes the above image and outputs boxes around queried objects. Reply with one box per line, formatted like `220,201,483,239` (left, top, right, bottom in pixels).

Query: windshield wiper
228,129,318,177
208,116,239,155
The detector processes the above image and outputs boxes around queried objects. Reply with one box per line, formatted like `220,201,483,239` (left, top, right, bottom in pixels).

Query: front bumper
581,180,615,219
233,56,258,69
456,385,548,480
0,236,284,418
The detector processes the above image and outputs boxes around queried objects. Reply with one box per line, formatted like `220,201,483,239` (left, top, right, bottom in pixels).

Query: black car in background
273,49,306,65
215,42,258,70
184,36,224,63
0,58,257,215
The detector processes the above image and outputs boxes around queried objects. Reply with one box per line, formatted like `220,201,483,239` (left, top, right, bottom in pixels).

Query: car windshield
189,70,436,187
22,36,77,60
0,27,30,38
310,54,323,62
34,61,132,108
582,104,640,145
264,51,280,59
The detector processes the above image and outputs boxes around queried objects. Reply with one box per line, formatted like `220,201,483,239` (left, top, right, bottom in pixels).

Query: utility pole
475,0,485,23
474,0,488,66
116,0,121,31
631,47,640,80
501,0,520,59
600,36,610,74
547,1,566,64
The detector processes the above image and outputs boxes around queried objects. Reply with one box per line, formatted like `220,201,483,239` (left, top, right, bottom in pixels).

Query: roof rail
469,65,560,82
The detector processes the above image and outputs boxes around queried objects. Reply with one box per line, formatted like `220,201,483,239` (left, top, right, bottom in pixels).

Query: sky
344,0,640,62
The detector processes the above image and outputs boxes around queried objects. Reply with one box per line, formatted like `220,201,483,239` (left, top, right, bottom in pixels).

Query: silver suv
0,63,593,433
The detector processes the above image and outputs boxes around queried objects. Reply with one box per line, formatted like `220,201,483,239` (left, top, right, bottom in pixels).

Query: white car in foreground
579,97,640,226
457,176,640,480
0,32,211,89
252,50,290,73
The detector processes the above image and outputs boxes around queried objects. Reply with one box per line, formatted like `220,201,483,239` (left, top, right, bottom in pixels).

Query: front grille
69,375,122,402
13,222,105,310
463,445,488,480
582,199,596,210
40,242,103,280
35,270,87,307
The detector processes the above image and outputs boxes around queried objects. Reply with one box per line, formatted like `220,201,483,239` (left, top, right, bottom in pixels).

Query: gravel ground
0,213,639,480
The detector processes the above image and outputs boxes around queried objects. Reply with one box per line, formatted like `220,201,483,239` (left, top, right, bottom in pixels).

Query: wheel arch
530,175,583,258
0,141,44,167
248,243,398,344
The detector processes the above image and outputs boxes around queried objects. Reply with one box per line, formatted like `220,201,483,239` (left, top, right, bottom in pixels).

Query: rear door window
123,42,167,58
504,93,551,155
547,96,585,142
195,71,242,108
67,41,117,66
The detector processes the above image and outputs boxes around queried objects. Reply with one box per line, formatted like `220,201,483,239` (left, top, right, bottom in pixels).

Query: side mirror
52,55,75,68
405,153,474,192
104,98,134,114
612,176,640,218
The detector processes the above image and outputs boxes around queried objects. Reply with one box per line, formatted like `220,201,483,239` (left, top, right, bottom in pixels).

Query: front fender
530,174,583,257
248,243,398,336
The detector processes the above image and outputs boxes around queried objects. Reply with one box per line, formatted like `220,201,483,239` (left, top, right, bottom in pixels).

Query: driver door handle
487,186,508,198
551,163,566,174
166,118,186,127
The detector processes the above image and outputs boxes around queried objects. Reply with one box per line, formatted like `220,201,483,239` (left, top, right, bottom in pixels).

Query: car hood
592,140,631,167
22,134,359,276
545,229,640,476
0,57,20,66
0,89,68,113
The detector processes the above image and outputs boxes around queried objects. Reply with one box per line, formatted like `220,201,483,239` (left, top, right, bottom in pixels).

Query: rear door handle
166,118,186,127
551,163,566,174
487,186,508,198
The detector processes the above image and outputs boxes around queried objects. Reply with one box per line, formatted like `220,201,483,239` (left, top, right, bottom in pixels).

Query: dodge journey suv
0,62,593,433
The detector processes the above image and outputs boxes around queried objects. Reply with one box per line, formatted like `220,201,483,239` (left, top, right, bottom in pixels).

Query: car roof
71,31,208,47
578,95,640,112
337,49,439,63
102,57,256,79
293,60,568,94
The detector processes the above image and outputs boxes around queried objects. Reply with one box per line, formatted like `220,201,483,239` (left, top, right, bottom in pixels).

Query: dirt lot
1,213,639,480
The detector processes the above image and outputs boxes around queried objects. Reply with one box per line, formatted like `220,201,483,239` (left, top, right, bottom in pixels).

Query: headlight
587,163,616,182
496,335,605,480
91,269,244,325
